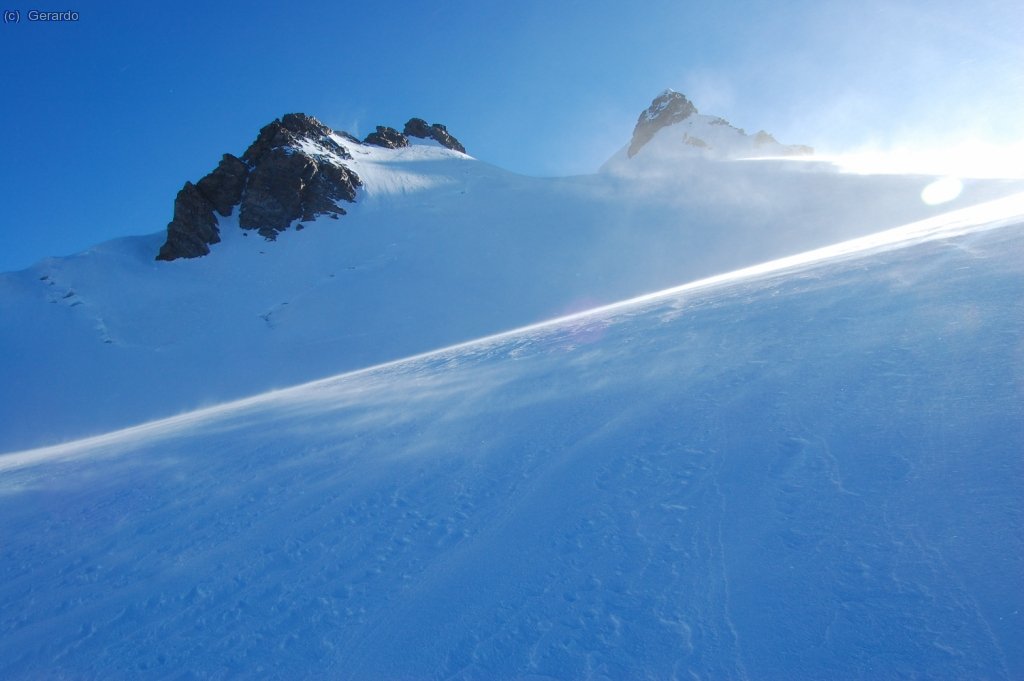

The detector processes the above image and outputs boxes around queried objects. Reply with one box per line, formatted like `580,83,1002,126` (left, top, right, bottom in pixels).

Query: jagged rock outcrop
237,120,360,240
404,118,467,153
364,126,409,149
196,154,248,217
240,148,359,238
628,90,698,157
242,113,352,165
156,155,248,261
156,183,221,261
156,112,467,260
239,113,359,239
240,149,322,238
157,113,362,259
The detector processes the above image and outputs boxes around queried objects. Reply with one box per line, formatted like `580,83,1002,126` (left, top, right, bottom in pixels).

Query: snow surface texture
2,197,1022,679
2,140,1023,452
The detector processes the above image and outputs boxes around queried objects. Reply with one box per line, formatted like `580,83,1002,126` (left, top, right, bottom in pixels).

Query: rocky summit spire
627,90,698,157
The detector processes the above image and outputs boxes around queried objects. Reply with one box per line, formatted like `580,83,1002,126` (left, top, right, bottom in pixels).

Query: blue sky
1,0,1021,272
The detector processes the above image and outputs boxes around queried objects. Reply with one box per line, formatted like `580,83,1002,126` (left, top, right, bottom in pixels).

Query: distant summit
628,90,699,157
156,114,466,261
622,89,813,162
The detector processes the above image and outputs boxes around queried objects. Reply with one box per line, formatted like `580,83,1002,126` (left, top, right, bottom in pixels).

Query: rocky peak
236,113,360,240
242,113,352,166
157,113,362,260
404,118,467,153
364,126,410,149
617,90,814,164
628,90,698,157
156,113,468,261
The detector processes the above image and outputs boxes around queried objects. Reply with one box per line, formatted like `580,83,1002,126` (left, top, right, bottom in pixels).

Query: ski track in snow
1,197,1022,678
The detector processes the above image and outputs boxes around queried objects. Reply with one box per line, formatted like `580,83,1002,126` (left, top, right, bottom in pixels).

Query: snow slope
2,196,1021,679
2,138,1022,452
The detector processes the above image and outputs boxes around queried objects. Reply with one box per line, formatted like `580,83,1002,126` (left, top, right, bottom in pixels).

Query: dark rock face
428,124,466,154
404,118,467,153
628,90,698,157
238,148,314,238
156,183,221,261
196,154,248,217
243,113,352,166
157,113,361,259
301,162,360,220
403,118,434,139
156,112,466,260
238,114,361,239
239,147,359,239
156,154,249,261
364,126,409,149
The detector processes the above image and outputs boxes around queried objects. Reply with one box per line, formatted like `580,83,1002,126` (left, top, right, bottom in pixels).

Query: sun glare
827,141,1024,181
920,177,964,205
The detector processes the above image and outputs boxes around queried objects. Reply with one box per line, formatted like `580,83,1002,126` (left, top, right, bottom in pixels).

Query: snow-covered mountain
602,89,813,171
2,194,1021,679
3,92,1022,453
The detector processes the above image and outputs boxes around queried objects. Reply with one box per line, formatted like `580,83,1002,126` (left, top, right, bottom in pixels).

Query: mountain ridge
3,92,1023,452
155,91,808,262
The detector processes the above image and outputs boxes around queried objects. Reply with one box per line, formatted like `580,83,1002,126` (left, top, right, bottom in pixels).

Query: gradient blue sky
1,0,1021,272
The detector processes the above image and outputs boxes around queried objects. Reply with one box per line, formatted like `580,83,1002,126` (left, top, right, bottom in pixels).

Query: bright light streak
5,193,1022,472
824,141,1024,179
921,177,964,205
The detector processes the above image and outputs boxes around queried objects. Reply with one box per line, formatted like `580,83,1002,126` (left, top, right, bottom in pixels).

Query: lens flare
921,177,963,205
